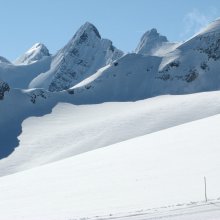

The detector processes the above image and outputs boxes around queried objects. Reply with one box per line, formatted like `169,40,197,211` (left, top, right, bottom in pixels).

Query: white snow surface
0,91,220,176
0,56,51,88
0,111,220,219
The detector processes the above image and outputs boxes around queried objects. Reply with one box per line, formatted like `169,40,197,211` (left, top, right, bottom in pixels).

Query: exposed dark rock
79,32,88,44
196,34,220,60
185,69,198,82
200,61,209,71
157,73,171,81
0,81,10,100
28,90,47,104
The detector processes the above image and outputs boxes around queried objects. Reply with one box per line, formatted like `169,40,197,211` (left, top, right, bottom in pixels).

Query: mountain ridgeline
1,19,220,103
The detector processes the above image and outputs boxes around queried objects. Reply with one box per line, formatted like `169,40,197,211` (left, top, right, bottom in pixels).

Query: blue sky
0,0,219,61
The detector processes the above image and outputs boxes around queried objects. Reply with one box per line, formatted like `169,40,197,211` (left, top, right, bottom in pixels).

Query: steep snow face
70,53,161,102
30,22,123,91
0,56,11,64
135,28,168,55
15,43,50,65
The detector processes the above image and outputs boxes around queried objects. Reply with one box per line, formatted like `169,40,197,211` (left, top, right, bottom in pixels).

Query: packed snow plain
0,96,220,219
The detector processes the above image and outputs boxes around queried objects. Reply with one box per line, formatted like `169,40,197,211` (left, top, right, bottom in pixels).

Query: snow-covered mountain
29,22,123,91
1,18,220,220
60,18,220,103
15,43,51,65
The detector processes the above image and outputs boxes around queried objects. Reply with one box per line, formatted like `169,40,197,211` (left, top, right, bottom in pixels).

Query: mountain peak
30,22,123,92
31,43,47,50
146,28,159,35
74,22,101,40
135,28,168,55
0,56,11,64
15,43,50,65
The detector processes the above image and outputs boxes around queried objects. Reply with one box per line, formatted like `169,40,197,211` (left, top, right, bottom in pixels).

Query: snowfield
0,112,220,219
1,91,220,176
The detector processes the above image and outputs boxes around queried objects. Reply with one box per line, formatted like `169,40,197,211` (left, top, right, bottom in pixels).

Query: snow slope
0,113,220,219
0,56,51,88
1,90,220,176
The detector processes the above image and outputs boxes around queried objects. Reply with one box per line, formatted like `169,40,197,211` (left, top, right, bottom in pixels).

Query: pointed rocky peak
78,22,101,39
135,28,168,55
0,56,11,64
65,22,101,50
15,43,50,65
